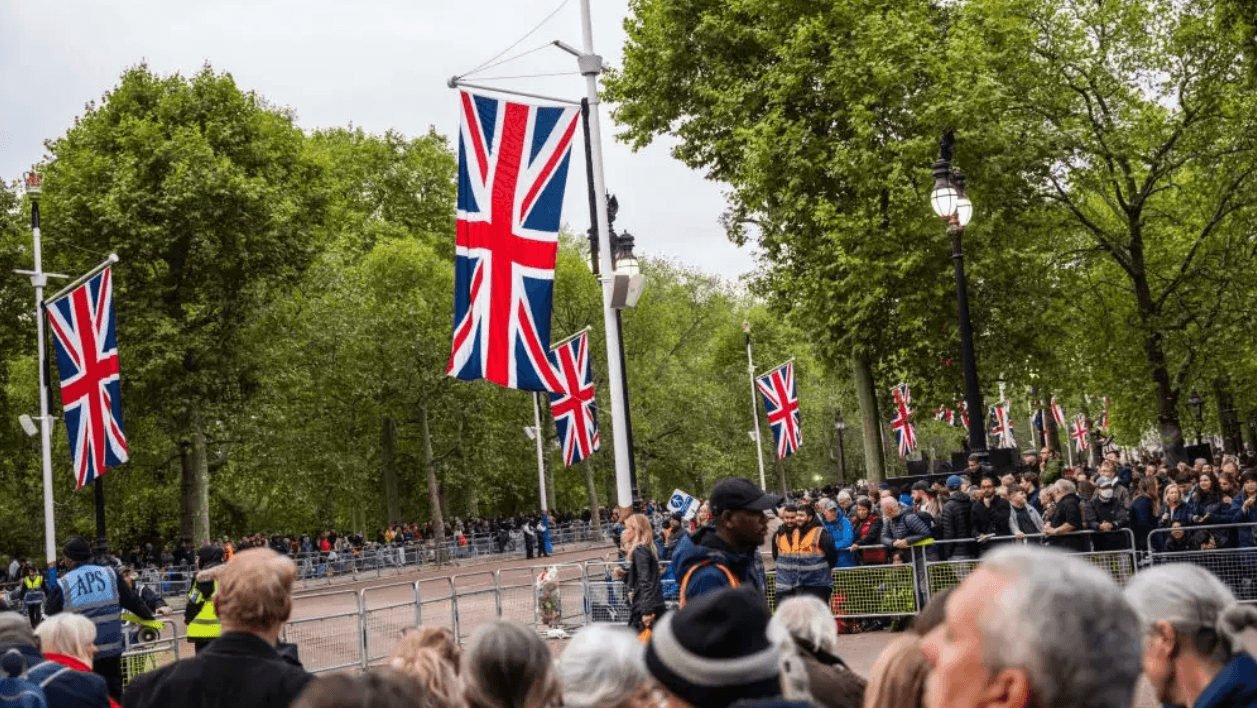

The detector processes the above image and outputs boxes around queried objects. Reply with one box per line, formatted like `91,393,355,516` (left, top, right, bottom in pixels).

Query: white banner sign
667,489,700,520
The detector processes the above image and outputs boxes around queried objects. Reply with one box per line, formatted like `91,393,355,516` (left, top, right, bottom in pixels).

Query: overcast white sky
0,0,758,279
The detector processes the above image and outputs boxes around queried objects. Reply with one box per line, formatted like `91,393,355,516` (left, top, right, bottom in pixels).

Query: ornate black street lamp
930,132,984,454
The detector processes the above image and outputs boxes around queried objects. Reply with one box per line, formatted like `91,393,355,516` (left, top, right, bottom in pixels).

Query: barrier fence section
121,617,183,687
765,564,920,618
282,590,365,674
361,582,422,669
1148,523,1257,604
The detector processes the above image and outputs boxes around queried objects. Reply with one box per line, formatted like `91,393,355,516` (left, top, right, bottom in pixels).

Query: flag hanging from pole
756,361,801,459
934,404,949,422
547,331,600,467
1032,400,1045,433
1071,414,1090,454
447,91,579,392
989,403,1017,449
957,399,969,428
889,384,918,458
1051,398,1066,428
47,267,129,489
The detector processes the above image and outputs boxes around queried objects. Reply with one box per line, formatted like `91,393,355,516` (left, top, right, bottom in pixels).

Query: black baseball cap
709,478,783,515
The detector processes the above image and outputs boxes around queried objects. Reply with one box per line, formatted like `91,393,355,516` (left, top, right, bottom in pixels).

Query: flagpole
20,173,59,566
533,392,548,512
745,323,767,489
577,0,633,510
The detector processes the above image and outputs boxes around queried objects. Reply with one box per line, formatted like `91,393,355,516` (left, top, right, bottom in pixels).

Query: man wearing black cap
44,535,155,700
672,478,782,607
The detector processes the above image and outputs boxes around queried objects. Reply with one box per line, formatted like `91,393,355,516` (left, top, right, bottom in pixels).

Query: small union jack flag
447,91,579,392
47,267,129,489
890,384,917,458
1071,414,1089,454
989,403,1017,449
547,331,599,467
956,399,969,429
1051,398,1066,428
756,361,801,459
934,404,950,422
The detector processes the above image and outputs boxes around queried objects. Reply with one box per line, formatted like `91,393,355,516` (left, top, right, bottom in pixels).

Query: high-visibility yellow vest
186,581,221,640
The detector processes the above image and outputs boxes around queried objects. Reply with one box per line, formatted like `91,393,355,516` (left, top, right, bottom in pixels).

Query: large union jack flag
1051,398,1066,428
1071,414,1090,454
447,91,579,391
547,330,600,467
989,403,1016,449
47,267,128,489
890,384,917,458
756,361,801,459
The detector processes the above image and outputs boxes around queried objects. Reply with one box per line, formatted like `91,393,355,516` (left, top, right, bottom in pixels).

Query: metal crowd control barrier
764,564,920,618
282,590,365,674
1148,523,1257,604
416,576,459,641
361,581,422,668
121,617,183,688
451,572,502,644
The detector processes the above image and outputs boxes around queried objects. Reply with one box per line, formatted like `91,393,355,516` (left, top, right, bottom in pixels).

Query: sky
0,0,758,279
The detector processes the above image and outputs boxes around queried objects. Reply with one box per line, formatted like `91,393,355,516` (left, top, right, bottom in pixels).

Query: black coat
625,545,665,631
1049,493,1088,552
122,632,314,708
939,495,975,559
972,496,1012,537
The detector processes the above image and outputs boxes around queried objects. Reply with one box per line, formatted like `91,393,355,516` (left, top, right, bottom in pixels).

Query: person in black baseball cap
671,478,782,607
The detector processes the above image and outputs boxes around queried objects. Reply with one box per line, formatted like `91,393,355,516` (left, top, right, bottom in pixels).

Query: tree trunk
381,416,401,525
583,458,600,533
777,457,790,496
545,463,557,513
1043,393,1062,454
851,352,885,484
639,450,651,502
420,404,446,564
179,443,195,546
190,406,211,547
1213,378,1242,455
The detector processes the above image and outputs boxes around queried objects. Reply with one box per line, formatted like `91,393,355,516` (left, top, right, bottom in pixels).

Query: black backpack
0,649,47,708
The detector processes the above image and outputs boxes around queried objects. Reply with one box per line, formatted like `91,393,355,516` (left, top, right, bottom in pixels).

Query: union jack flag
756,361,801,459
547,331,600,467
889,384,917,458
989,403,1016,449
47,267,129,489
1051,398,1066,428
957,399,969,429
1071,414,1089,454
447,91,579,391
933,404,950,423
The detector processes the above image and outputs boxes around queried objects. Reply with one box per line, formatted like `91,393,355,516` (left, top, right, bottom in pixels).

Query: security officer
185,544,225,654
18,564,45,626
45,535,155,701
773,504,838,605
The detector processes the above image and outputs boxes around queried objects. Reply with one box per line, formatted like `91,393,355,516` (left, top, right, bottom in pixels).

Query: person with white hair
1044,478,1088,552
835,491,855,520
774,595,866,708
921,546,1142,708
1124,565,1257,708
0,610,112,707
558,624,653,708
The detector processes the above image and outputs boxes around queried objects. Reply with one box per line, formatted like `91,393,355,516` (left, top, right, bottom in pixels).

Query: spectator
1096,462,1130,505
1021,472,1042,512
291,671,432,708
1124,565,1257,708
644,586,804,708
0,610,112,708
673,478,779,606
879,498,931,563
557,625,653,708
387,628,461,708
1007,489,1044,538
938,476,975,560
123,548,313,708
620,514,665,634
971,477,1012,546
836,491,855,521
849,499,885,565
1130,476,1161,553
45,536,154,701
908,586,952,637
921,546,1142,708
461,621,560,708
1043,479,1088,552
1086,476,1130,551
820,499,857,568
775,595,867,708
863,635,929,708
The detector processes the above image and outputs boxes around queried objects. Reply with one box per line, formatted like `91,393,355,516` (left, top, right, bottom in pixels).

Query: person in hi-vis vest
44,535,155,701
185,544,225,653
18,564,46,626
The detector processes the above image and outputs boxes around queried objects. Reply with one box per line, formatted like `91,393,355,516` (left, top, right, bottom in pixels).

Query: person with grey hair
0,611,112,707
1124,565,1257,708
1044,478,1087,552
774,596,866,708
835,491,854,520
557,624,653,708
921,546,1142,708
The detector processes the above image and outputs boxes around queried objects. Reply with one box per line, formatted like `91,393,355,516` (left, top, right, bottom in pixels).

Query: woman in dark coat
620,513,665,634
850,499,886,565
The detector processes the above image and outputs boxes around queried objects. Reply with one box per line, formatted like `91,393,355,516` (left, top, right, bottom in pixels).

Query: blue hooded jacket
822,514,857,568
671,523,766,605
1194,652,1257,708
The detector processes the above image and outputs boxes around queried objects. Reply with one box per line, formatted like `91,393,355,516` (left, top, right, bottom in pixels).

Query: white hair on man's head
1054,478,1077,495
558,624,648,708
1124,564,1257,665
977,546,1141,708
34,612,97,662
774,595,839,655
879,497,899,514
836,490,852,503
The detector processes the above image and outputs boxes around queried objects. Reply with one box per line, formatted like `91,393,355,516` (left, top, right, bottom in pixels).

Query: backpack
0,649,48,708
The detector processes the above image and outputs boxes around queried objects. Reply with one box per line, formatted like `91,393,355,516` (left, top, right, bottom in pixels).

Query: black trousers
94,654,123,702
777,586,833,606
26,604,42,626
